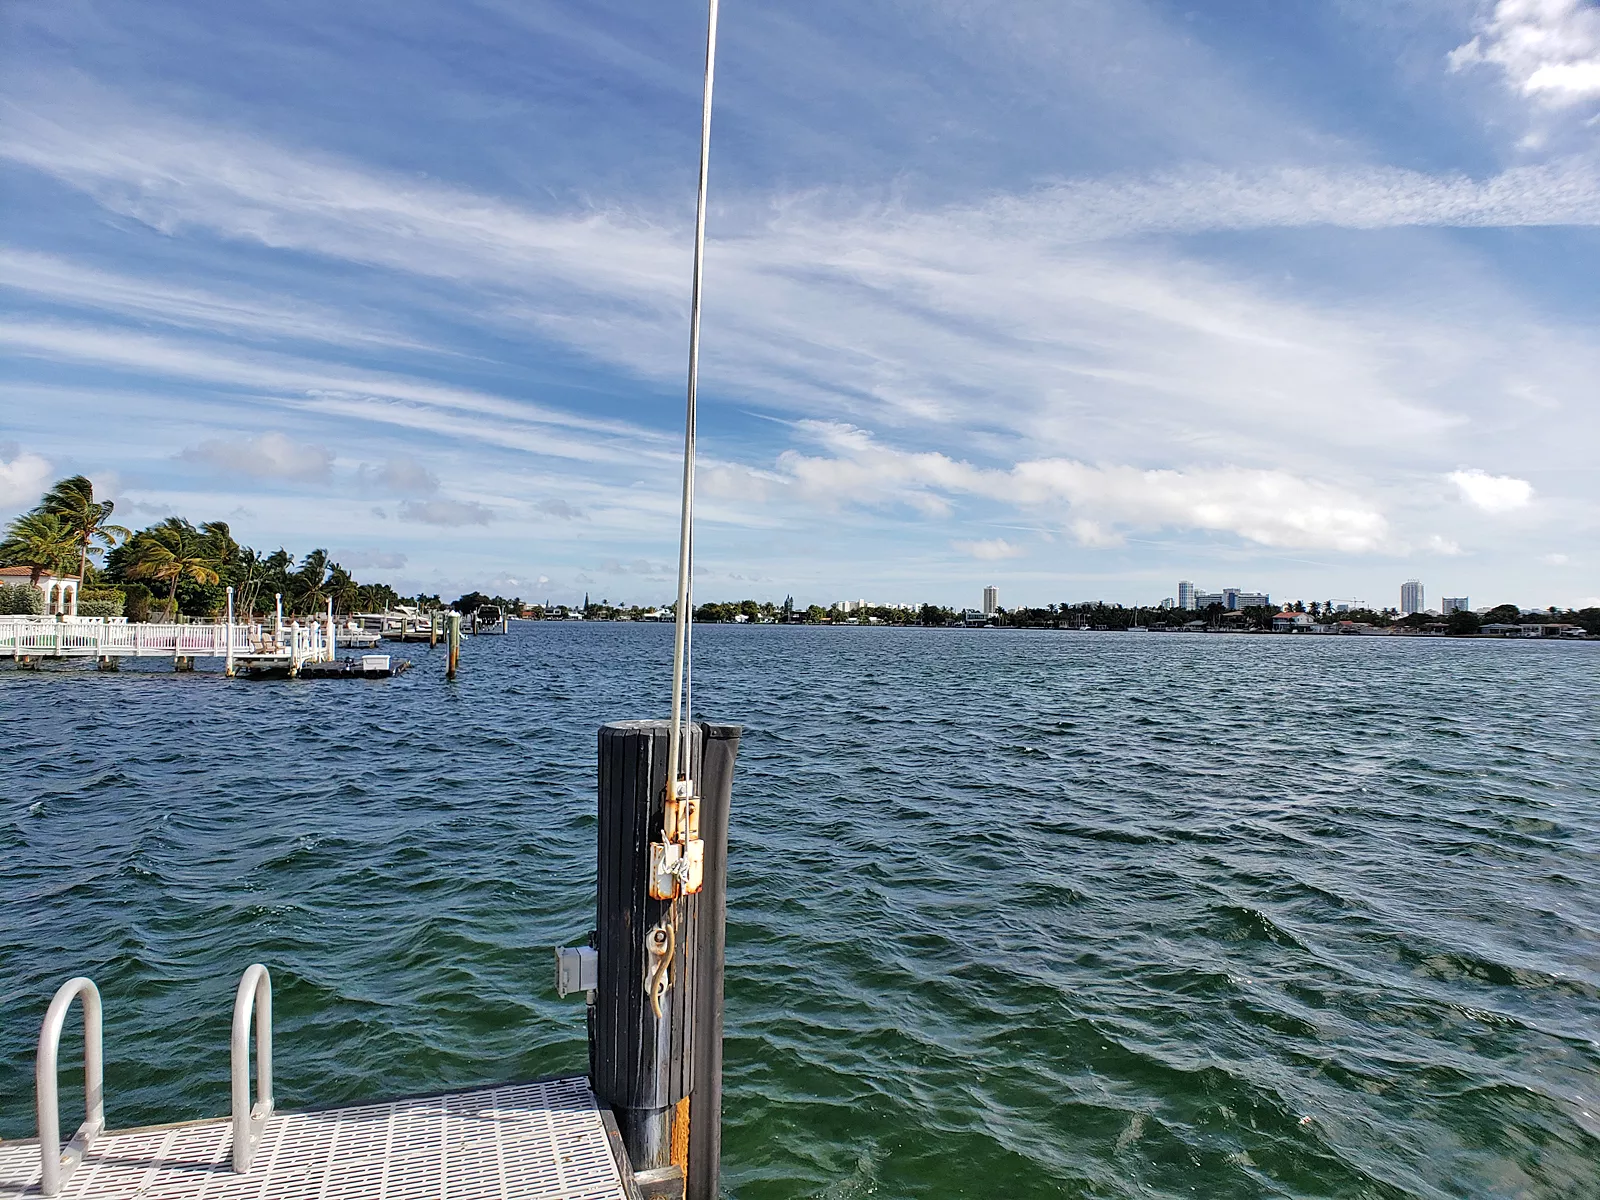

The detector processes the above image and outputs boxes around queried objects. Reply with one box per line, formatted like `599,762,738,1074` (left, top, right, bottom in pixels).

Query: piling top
601,719,742,739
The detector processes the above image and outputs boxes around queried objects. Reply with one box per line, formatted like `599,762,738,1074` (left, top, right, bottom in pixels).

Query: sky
2,0,1598,611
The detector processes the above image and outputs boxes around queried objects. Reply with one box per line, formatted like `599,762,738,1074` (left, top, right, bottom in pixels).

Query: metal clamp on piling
35,976,105,1197
231,964,274,1172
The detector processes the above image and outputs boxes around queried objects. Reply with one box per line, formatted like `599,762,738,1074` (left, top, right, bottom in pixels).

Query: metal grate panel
0,1077,627,1199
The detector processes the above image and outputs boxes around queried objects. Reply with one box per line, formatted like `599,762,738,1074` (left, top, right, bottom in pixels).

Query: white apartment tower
1178,580,1197,610
982,585,999,616
1400,580,1424,616
1442,596,1469,614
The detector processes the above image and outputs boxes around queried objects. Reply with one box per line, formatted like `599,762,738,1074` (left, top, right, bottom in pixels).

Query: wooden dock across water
0,1077,635,1200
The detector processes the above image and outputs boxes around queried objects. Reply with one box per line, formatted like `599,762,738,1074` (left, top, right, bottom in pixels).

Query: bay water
2,626,1596,1197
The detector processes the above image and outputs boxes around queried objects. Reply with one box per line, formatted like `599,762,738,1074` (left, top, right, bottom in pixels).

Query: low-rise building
0,565,78,615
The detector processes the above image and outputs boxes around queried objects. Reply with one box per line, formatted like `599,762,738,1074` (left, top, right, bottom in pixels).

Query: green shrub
78,589,125,619
121,582,153,623
0,583,44,615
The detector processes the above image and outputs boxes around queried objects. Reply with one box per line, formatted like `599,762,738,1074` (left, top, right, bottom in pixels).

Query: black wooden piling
686,724,738,1200
592,719,739,1197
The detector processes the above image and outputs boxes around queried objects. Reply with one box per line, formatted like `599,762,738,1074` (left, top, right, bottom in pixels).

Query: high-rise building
1400,580,1424,616
1442,596,1469,614
982,586,999,616
1178,580,1197,610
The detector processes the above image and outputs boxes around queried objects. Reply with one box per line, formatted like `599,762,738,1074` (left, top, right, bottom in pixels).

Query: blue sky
3,0,1598,610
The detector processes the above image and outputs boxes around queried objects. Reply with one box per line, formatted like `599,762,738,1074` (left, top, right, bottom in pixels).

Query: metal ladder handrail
231,964,274,1172
36,977,105,1196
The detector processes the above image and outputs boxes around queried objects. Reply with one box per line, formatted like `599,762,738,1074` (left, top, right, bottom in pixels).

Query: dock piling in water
591,719,740,1199
224,587,236,678
446,612,461,678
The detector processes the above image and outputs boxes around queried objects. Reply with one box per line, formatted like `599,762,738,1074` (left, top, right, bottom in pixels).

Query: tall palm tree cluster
2,475,415,621
0,475,129,588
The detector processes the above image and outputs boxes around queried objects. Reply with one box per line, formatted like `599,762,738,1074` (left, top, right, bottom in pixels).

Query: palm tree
234,547,264,620
0,511,79,585
259,549,293,618
38,475,131,585
291,549,329,616
127,520,222,621
327,563,358,615
201,521,239,566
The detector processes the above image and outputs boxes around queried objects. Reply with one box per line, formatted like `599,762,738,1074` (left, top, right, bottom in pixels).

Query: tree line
0,475,429,621
678,598,1600,634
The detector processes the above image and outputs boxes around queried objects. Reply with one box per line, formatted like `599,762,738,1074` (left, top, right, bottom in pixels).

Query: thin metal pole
667,0,720,794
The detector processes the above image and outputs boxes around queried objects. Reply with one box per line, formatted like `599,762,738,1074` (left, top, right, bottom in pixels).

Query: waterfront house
1272,611,1314,633
0,564,77,616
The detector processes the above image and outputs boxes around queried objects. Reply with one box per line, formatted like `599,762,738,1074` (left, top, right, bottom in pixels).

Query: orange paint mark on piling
671,1096,690,1176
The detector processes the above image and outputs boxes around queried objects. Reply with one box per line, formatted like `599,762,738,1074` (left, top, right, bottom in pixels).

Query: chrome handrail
36,977,105,1196
231,964,274,1172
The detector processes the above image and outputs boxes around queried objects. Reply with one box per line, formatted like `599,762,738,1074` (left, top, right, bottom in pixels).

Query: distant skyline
3,0,1598,608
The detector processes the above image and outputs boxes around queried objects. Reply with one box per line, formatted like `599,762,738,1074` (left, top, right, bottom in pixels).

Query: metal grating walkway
0,1077,628,1199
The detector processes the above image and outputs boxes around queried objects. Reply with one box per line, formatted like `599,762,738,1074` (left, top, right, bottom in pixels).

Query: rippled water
2,626,1597,1197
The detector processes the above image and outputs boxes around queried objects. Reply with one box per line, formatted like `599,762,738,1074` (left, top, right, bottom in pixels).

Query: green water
2,626,1597,1197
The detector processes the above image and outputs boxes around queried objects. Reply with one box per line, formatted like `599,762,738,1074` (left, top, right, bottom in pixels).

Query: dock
0,617,336,677
2,969,645,1200
0,1076,631,1199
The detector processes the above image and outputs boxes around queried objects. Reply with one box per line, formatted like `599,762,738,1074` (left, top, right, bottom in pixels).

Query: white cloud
952,537,1024,560
398,497,494,526
534,498,587,520
181,432,333,481
598,558,671,578
1543,551,1571,564
1449,468,1534,512
356,456,439,496
1451,0,1600,107
780,422,1391,552
0,448,52,510
1425,535,1465,556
